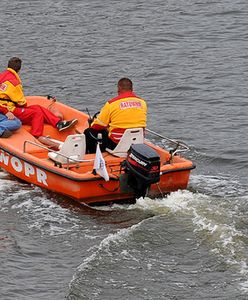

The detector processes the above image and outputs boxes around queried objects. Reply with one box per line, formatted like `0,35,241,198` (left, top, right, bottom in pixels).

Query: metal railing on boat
145,128,190,159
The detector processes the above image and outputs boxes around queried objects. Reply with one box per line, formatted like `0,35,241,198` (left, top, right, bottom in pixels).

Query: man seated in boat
84,78,147,153
0,57,78,147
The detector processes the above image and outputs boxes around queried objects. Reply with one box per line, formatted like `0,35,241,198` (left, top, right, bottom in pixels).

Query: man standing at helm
84,78,147,153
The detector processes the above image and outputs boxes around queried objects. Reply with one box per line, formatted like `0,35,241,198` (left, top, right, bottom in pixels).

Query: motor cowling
124,144,160,198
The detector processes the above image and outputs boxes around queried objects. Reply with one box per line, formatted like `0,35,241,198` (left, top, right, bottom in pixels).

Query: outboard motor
124,144,160,198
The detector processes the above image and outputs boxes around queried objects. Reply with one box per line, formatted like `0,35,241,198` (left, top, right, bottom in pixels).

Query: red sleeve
16,102,27,107
91,124,107,130
0,107,9,114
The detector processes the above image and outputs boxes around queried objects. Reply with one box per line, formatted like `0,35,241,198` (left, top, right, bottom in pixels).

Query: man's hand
6,112,16,120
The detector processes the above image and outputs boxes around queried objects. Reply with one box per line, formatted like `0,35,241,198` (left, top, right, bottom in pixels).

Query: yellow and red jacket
0,68,27,114
91,91,147,143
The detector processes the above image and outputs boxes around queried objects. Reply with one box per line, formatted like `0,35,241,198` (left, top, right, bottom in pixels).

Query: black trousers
84,128,117,154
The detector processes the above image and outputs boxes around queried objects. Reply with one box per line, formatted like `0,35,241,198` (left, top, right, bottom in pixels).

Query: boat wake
69,174,248,295
1,167,247,294
0,173,82,236
132,176,248,293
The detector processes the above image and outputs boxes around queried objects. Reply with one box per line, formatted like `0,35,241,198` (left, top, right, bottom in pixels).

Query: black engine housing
124,144,160,198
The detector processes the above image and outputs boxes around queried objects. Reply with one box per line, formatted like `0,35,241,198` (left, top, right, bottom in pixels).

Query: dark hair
118,78,133,91
8,57,22,72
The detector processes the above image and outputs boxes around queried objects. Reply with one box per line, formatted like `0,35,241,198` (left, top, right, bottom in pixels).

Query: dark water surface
0,0,248,299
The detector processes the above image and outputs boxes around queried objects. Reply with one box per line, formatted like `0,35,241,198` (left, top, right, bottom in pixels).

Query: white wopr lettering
0,150,48,187
11,157,23,172
0,151,10,165
24,162,35,177
37,169,48,186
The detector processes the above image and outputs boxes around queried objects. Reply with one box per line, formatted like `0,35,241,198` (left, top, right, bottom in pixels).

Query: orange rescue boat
0,96,195,205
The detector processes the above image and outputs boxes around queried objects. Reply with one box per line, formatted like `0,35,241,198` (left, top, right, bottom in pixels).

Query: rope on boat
156,183,165,198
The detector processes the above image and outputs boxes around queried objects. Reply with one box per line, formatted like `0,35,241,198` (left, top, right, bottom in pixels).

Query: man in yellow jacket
0,57,77,146
84,78,147,153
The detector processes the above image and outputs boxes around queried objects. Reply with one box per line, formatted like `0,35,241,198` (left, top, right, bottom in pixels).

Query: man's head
8,57,22,73
118,78,133,94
